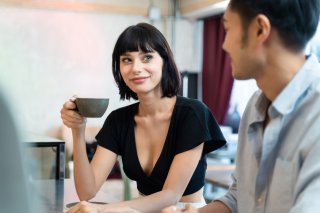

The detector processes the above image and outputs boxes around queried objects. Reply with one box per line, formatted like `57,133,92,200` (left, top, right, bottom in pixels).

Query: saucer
64,201,107,210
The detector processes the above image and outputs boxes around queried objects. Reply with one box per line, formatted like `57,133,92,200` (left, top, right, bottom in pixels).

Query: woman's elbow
164,189,183,204
77,189,96,201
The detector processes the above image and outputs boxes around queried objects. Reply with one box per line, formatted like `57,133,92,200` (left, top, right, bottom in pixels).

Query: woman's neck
137,96,177,117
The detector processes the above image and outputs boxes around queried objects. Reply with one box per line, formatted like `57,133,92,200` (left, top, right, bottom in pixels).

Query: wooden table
205,164,235,189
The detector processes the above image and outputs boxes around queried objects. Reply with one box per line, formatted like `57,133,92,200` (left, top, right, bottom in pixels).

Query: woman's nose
132,60,143,73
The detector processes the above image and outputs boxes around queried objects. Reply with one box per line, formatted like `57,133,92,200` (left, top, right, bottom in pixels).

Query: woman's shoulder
175,96,217,125
108,101,139,119
176,96,208,112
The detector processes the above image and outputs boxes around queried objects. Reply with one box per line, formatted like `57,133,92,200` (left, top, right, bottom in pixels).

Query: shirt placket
254,114,282,212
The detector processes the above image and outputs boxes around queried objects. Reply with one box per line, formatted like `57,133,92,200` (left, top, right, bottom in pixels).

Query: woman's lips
130,76,149,84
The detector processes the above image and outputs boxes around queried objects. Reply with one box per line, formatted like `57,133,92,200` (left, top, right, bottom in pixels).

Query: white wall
0,6,199,138
229,79,259,116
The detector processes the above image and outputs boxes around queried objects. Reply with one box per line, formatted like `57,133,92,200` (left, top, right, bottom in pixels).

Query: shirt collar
270,54,320,117
254,91,270,122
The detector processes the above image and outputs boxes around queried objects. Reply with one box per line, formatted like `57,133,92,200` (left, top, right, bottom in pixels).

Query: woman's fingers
161,204,198,213
162,206,181,213
69,95,78,102
182,204,198,212
63,99,77,111
66,201,101,213
103,207,141,213
61,107,84,122
60,97,87,128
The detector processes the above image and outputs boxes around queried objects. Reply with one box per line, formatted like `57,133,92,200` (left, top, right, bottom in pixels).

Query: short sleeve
175,103,226,155
95,111,120,155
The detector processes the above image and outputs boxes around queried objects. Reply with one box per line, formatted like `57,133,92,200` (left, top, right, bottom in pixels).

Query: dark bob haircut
229,0,320,52
112,23,181,100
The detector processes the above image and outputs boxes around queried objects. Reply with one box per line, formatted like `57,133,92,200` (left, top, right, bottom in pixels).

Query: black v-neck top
96,96,226,196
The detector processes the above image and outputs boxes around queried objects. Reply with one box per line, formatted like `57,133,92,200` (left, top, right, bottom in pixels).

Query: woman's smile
130,76,150,84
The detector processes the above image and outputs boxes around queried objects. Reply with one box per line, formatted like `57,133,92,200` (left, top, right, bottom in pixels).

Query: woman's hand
101,206,141,213
162,204,198,213
60,96,87,130
65,201,141,213
65,201,102,213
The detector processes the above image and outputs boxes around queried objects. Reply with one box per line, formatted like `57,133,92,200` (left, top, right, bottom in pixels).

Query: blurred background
0,0,257,139
0,0,319,201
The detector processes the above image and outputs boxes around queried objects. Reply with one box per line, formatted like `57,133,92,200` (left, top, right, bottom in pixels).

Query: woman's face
119,49,164,97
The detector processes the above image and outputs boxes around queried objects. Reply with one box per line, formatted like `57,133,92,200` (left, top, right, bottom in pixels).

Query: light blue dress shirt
217,54,320,213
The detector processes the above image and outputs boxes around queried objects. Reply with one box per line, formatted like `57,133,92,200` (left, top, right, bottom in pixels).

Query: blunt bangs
117,25,163,56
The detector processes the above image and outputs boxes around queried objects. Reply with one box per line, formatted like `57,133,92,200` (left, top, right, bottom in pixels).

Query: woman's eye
121,58,131,64
143,54,153,62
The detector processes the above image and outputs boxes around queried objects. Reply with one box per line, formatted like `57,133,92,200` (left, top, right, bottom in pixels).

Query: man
163,0,320,212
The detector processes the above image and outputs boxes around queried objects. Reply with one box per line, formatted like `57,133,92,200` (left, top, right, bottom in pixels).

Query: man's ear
253,14,271,43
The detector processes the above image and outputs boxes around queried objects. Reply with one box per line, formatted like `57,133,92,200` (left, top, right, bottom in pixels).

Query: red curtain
202,15,234,124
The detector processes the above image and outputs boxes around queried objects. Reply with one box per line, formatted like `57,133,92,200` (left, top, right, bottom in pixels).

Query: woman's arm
73,145,117,200
161,201,231,213
61,99,117,200
101,143,205,213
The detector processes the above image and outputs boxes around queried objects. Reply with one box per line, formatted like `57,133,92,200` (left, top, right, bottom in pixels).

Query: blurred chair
61,124,101,178
0,91,41,212
118,157,132,200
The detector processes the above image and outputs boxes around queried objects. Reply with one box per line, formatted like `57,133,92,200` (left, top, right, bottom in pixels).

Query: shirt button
257,197,263,204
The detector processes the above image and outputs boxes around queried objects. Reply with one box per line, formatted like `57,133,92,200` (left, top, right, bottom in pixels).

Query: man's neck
256,48,306,102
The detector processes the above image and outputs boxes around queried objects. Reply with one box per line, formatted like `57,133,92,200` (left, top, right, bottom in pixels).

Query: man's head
223,0,320,80
228,0,320,53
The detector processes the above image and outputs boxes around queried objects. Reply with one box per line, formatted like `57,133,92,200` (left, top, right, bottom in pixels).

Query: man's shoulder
245,90,263,109
239,90,264,123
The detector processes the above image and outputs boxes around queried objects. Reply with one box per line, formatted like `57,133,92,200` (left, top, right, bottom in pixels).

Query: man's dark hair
112,23,181,100
229,0,320,52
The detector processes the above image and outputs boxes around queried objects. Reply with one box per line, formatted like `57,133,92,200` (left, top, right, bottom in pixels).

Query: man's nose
222,38,227,51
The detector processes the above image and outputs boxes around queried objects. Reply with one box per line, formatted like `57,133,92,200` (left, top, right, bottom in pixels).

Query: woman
61,22,226,213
